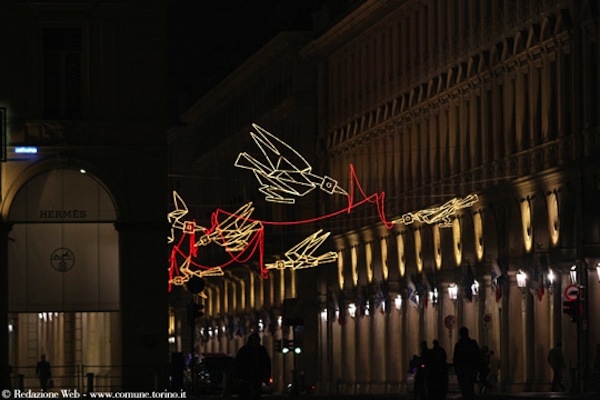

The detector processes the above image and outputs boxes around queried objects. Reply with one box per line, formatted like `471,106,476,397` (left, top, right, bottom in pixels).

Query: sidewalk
191,391,600,400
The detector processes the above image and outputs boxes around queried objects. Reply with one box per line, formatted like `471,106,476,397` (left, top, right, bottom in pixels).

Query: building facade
168,30,320,394
304,0,600,394
1,0,169,391
171,0,600,395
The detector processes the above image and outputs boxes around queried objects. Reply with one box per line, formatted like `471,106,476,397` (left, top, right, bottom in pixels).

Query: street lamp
448,283,458,301
471,280,480,296
320,309,327,322
429,288,439,306
547,268,555,293
348,303,357,318
394,295,403,311
570,265,577,284
516,270,528,289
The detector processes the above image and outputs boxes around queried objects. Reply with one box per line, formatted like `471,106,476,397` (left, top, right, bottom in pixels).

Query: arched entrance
6,168,121,390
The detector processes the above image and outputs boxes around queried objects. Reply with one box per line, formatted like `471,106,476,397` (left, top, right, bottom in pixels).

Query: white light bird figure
265,229,338,270
235,123,347,204
168,191,207,243
395,194,479,227
200,202,263,252
170,257,224,287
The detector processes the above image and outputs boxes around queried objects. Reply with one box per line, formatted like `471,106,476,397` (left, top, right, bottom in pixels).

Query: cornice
301,0,409,58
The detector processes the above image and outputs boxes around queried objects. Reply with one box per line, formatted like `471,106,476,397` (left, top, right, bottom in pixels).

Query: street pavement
190,391,600,399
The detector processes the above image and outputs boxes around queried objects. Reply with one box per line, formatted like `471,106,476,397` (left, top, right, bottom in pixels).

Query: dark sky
167,1,325,124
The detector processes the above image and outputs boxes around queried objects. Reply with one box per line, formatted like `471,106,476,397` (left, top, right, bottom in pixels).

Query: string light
265,230,338,270
168,124,479,290
394,194,479,227
235,124,347,204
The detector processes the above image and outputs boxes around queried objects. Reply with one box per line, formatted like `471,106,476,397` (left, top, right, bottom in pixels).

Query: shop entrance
6,168,121,390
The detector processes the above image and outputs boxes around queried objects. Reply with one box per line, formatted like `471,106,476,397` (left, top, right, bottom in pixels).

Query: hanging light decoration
448,283,458,300
516,270,528,288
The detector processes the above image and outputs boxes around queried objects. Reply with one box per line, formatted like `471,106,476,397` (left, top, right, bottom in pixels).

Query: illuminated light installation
198,202,263,252
380,237,389,281
168,124,480,290
394,194,479,227
452,218,462,266
520,198,533,253
168,191,204,244
234,124,347,204
337,250,345,290
168,193,266,290
473,212,484,262
365,242,373,283
547,191,560,246
433,225,442,270
265,230,338,270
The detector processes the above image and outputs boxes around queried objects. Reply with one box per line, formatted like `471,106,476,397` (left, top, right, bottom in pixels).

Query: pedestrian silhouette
413,340,429,399
478,345,492,394
453,327,480,400
36,354,52,391
488,350,500,391
548,342,565,391
235,332,271,400
426,339,448,400
594,344,600,391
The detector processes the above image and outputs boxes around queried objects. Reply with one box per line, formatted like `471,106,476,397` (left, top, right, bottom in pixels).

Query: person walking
453,327,480,400
594,344,600,391
548,342,565,391
36,354,52,391
478,345,492,394
426,339,448,400
488,350,500,391
414,340,429,399
235,332,271,400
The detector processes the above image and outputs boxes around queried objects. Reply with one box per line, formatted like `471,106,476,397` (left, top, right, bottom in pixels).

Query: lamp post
570,265,578,285
547,268,555,293
516,270,528,296
394,295,403,311
429,287,439,306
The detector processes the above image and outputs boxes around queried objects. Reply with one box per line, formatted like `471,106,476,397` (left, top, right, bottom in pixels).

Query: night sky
168,0,326,124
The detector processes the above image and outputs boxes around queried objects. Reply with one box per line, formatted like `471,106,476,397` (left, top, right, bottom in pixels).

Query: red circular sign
483,313,492,329
564,284,579,301
444,315,456,330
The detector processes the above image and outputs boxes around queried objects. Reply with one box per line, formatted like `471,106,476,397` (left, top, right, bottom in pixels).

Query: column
0,223,12,389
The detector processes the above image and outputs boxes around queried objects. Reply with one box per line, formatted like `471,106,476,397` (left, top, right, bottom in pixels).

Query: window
43,28,83,119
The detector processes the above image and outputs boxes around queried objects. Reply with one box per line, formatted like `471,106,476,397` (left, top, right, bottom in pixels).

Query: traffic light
563,300,579,322
274,339,283,352
187,302,205,327
282,339,302,354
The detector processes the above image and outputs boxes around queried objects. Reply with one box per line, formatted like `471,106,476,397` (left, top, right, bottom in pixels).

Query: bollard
86,372,94,393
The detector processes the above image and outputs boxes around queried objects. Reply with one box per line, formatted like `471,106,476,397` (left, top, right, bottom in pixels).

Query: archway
7,168,121,390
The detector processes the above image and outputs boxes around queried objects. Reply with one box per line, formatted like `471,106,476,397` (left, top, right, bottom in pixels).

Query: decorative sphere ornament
186,276,206,294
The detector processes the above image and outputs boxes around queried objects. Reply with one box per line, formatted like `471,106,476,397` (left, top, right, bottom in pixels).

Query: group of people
410,327,500,400
410,339,450,400
14,333,600,397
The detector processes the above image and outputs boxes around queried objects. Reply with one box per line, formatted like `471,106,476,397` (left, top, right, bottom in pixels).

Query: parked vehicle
188,353,235,395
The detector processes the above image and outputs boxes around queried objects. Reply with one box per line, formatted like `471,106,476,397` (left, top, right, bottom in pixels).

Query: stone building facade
0,0,168,390
171,0,600,394
305,0,600,393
